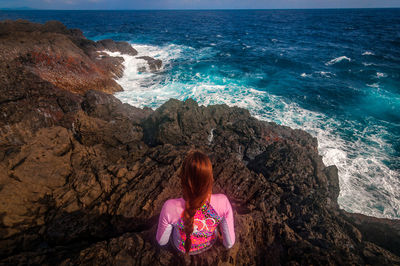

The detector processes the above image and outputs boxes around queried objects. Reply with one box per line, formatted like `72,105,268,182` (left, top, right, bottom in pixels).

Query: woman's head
180,150,213,202
179,150,214,253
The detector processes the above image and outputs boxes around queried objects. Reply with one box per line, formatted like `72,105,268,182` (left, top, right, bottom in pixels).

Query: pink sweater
156,193,235,254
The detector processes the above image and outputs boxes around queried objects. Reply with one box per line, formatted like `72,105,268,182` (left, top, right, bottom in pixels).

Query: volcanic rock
137,56,163,72
1,92,399,265
0,19,138,94
97,39,138,56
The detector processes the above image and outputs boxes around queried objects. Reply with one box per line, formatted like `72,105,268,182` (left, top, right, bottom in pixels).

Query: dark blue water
1,9,399,218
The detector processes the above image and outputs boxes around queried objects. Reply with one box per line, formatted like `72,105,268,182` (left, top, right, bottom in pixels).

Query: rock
0,20,399,265
0,20,136,95
97,39,138,56
137,56,162,72
1,94,400,265
341,211,400,257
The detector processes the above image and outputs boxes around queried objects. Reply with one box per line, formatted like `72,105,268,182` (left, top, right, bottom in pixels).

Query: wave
300,71,335,78
103,43,191,102
362,51,375,56
362,62,375,66
367,83,380,88
376,72,387,78
109,43,400,219
316,71,335,78
300,73,310,77
325,56,351,66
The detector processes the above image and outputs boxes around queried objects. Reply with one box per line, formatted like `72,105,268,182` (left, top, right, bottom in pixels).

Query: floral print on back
176,201,222,253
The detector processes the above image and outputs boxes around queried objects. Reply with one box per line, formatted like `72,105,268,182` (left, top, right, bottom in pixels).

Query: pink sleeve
218,195,235,248
156,200,173,245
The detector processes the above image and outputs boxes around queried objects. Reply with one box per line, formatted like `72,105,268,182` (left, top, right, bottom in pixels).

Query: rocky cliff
0,19,161,95
0,20,399,265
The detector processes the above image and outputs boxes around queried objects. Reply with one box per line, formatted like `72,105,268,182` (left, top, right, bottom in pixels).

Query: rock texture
137,56,163,72
0,20,399,265
0,19,162,95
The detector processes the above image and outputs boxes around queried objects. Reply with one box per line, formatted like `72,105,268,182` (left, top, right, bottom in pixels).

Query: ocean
1,9,399,219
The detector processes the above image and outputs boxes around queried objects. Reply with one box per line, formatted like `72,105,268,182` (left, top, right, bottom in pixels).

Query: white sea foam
362,62,374,66
301,71,335,78
109,43,400,219
325,56,351,66
376,72,387,78
316,71,335,78
103,43,191,104
367,83,380,88
362,51,375,56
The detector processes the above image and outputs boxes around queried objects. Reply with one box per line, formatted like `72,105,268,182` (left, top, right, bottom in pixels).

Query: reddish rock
0,19,135,95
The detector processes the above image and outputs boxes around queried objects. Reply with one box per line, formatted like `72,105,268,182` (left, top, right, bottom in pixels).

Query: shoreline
107,41,400,220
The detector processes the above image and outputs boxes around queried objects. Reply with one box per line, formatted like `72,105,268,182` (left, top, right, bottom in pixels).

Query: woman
156,150,235,255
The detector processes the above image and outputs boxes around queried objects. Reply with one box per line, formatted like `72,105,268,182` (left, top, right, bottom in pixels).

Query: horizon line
1,7,400,11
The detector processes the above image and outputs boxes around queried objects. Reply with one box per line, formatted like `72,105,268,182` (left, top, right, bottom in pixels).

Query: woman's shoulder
211,193,230,202
210,193,231,214
162,197,185,210
160,198,185,223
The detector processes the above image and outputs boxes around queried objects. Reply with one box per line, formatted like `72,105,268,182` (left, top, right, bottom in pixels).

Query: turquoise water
1,9,399,218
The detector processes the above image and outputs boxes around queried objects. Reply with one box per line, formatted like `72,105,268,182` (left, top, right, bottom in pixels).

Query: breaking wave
325,56,351,66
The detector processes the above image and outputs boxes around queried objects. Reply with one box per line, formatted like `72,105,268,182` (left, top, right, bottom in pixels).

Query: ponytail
183,201,197,253
180,150,213,254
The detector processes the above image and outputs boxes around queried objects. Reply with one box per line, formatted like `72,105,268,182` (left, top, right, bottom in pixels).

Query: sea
1,9,399,219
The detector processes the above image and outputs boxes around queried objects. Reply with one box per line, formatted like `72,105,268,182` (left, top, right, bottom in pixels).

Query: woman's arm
156,201,173,245
219,195,235,248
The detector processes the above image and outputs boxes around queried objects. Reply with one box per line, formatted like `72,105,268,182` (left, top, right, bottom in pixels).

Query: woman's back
157,150,235,255
156,193,235,255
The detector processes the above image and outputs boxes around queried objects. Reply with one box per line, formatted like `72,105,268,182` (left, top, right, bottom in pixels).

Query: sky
0,0,399,10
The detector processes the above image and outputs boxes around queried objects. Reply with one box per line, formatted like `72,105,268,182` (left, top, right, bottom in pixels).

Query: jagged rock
0,20,399,266
0,20,137,94
137,56,163,72
1,93,399,265
341,211,400,257
97,39,138,56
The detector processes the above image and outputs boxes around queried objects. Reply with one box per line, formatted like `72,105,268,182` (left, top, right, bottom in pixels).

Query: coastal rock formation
137,56,163,72
0,20,160,94
0,20,399,265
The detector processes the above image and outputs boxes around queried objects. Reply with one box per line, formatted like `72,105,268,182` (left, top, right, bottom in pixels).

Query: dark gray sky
1,0,399,10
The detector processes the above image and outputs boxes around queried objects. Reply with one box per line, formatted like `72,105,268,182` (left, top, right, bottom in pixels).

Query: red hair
179,150,214,254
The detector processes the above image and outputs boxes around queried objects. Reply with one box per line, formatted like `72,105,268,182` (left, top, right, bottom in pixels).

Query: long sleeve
219,195,235,248
156,201,173,245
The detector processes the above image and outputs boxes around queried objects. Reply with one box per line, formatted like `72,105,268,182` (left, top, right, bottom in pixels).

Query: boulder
137,56,162,72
